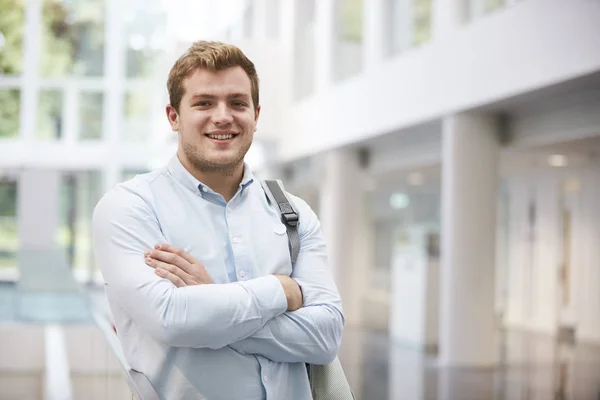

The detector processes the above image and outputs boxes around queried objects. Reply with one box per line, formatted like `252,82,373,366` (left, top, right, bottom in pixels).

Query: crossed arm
92,187,344,365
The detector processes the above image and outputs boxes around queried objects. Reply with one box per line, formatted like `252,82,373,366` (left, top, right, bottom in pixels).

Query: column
363,0,385,71
432,0,469,39
103,0,125,146
19,0,42,142
318,149,373,327
439,112,499,366
18,169,61,252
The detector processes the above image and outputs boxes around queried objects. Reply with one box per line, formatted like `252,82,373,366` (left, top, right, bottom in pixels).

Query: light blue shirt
92,155,344,400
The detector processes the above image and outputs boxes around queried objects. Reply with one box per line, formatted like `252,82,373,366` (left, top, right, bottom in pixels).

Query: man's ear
166,104,180,132
253,104,261,132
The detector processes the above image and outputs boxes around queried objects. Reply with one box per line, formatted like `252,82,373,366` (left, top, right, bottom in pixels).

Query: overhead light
408,172,424,186
390,193,410,209
548,154,568,167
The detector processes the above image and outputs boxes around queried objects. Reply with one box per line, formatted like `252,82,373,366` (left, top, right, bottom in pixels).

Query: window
124,2,167,79
123,91,151,142
412,0,432,46
469,0,506,20
0,89,20,138
0,0,26,75
37,90,63,140
334,0,363,81
386,0,432,57
0,180,18,269
293,0,316,100
40,0,105,77
56,171,102,271
79,92,103,140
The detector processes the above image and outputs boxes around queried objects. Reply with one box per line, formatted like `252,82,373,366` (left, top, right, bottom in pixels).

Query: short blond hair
167,41,260,112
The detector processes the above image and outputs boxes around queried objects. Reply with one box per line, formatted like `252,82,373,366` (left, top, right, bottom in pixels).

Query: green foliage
412,0,432,46
0,89,19,138
0,0,25,75
339,0,363,43
39,0,105,77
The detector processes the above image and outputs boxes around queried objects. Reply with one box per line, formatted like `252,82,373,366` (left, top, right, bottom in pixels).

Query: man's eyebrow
189,93,217,101
189,93,250,102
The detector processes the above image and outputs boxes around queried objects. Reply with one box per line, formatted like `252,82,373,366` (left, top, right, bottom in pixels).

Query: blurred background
1,0,600,399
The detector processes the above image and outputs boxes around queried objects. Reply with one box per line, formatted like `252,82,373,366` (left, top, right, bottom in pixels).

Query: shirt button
201,187,208,193
231,237,241,244
238,271,246,278
263,376,268,383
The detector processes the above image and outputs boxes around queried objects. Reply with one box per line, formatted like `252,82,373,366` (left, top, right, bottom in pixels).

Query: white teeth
208,134,233,140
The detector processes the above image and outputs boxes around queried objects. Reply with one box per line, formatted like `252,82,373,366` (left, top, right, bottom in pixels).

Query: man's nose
213,103,233,125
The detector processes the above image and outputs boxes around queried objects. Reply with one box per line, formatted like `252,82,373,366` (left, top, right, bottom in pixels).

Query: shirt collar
166,154,254,195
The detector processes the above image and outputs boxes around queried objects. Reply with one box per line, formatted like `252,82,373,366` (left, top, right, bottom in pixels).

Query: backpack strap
260,180,300,264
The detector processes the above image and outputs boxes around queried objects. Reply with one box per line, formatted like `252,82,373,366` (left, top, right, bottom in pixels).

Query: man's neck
178,153,244,202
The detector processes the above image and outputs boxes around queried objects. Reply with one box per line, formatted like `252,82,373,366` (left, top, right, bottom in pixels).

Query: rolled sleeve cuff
237,275,288,323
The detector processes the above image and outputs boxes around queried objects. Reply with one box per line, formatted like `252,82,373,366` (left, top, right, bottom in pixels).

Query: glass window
334,0,363,82
470,0,506,20
293,0,316,100
40,0,105,77
0,180,18,269
124,2,167,79
338,0,363,43
79,92,103,140
56,171,102,272
0,0,26,75
0,89,20,138
121,169,149,182
37,90,63,141
482,0,505,14
387,0,432,57
123,92,151,142
412,0,432,46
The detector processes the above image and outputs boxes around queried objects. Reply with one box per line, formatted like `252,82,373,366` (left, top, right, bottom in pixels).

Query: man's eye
231,102,247,107
195,101,210,107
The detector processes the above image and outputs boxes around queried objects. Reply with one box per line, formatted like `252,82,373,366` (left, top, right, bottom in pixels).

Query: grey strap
261,180,300,263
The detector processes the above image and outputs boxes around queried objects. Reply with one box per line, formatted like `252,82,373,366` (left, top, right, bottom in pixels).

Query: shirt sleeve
228,195,345,365
92,184,288,349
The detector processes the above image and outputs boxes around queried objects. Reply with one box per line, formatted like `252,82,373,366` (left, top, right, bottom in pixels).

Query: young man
92,41,344,400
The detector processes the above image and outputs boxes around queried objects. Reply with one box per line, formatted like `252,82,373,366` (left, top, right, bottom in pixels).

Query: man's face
166,66,260,174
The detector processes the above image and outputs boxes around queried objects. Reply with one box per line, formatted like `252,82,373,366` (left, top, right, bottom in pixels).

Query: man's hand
145,244,213,287
274,275,303,312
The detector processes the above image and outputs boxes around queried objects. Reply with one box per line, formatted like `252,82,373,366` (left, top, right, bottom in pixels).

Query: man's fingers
146,248,192,274
155,268,186,288
146,257,190,283
154,243,198,265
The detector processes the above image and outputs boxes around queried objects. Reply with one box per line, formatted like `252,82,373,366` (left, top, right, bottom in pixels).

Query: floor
1,282,600,400
339,327,600,400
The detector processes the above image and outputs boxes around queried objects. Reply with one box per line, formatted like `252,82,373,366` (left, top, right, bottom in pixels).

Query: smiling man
92,41,344,400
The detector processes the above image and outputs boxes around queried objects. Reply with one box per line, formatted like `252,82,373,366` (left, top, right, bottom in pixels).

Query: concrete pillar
432,0,469,39
18,169,61,252
318,149,373,327
439,113,499,366
19,0,42,142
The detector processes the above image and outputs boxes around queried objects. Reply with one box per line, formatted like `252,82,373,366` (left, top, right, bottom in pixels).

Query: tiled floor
339,327,600,400
1,282,599,400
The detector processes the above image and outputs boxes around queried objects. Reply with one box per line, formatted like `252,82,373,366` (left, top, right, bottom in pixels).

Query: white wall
278,0,600,161
504,167,600,344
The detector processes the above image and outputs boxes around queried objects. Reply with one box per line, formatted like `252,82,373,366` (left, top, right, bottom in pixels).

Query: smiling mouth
206,133,238,140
